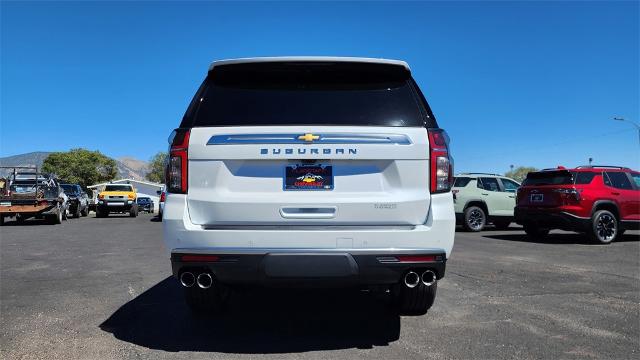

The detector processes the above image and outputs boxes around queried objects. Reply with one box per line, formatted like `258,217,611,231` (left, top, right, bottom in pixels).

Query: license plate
284,164,333,191
530,194,544,202
0,202,11,206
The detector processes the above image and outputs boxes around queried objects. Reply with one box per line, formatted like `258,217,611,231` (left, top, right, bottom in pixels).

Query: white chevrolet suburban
163,57,455,315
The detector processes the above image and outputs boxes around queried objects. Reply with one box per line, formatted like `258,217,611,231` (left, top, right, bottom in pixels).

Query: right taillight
159,192,166,202
428,128,453,193
166,128,190,194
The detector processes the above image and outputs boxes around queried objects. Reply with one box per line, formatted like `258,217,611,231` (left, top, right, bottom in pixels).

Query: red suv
515,166,640,243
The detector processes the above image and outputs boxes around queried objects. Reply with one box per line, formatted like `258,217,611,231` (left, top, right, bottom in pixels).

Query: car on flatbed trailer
163,57,455,316
0,167,68,225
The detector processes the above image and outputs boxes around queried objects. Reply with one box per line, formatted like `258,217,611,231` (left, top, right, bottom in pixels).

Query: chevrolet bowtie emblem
298,133,320,142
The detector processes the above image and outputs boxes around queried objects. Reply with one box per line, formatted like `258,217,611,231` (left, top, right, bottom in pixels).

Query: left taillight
428,128,454,193
166,128,190,194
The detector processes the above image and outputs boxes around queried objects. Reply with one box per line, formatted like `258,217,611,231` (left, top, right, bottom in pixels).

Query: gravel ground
1,214,638,359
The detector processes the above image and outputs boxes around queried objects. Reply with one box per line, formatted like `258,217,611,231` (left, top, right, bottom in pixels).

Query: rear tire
589,210,618,244
81,206,88,217
392,281,437,316
493,220,511,230
48,206,63,224
74,206,81,218
183,283,227,315
129,206,138,218
463,206,486,232
524,224,549,239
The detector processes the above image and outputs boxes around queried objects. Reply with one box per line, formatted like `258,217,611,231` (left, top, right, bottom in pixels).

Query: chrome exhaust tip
421,270,437,287
180,272,195,288
197,272,213,289
404,271,420,288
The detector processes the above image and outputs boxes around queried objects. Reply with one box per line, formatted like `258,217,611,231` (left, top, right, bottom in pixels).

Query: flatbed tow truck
0,166,67,225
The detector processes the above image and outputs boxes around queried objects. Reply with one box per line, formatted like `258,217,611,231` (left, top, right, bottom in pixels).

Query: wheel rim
467,209,484,230
596,214,616,241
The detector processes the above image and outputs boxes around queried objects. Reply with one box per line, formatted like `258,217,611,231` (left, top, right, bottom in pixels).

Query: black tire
48,206,63,225
463,206,486,232
523,224,549,239
81,206,89,217
62,206,68,221
392,281,437,316
0,216,4,226
129,205,138,218
16,214,25,224
96,208,108,218
73,206,81,218
183,284,227,315
493,220,511,230
589,210,619,244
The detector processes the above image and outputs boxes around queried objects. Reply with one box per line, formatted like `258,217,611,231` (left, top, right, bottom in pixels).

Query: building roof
208,56,411,72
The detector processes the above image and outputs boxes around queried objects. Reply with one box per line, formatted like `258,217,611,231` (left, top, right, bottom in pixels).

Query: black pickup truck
0,167,68,225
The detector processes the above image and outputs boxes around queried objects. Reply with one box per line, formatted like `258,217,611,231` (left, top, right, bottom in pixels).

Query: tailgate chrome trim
207,133,412,145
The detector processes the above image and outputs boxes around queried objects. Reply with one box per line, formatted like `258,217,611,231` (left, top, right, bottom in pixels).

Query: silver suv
453,173,520,231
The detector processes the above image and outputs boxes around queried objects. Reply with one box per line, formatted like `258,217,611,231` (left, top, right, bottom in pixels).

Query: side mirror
156,190,161,195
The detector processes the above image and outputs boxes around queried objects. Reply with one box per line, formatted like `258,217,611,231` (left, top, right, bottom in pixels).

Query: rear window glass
453,177,472,187
104,185,133,192
183,62,435,128
522,171,573,186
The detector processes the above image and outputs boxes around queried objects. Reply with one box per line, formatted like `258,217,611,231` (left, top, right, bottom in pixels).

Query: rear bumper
514,207,590,231
171,249,446,286
162,192,455,286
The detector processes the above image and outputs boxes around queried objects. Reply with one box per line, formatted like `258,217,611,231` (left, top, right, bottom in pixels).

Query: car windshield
104,185,133,192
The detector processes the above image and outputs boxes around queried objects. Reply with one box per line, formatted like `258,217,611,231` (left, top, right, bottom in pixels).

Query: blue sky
1,1,638,173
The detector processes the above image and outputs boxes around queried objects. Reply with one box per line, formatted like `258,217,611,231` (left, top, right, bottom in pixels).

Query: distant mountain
0,152,150,181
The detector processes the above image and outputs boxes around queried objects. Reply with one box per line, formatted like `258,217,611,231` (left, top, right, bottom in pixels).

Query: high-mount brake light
428,128,453,193
167,128,190,194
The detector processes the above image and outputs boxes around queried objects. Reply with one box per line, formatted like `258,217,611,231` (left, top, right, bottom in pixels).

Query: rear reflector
397,255,438,262
181,255,219,262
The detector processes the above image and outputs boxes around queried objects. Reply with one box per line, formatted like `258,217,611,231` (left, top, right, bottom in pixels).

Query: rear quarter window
574,172,596,185
453,177,472,187
182,62,436,128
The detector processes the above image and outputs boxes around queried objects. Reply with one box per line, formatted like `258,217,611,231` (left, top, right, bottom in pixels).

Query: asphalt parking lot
1,214,638,360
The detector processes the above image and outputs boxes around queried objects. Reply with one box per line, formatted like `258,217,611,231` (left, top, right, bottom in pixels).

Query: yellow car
96,184,138,217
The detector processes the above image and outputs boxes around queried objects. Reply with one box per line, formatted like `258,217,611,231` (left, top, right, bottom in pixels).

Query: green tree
505,166,538,183
146,151,167,184
42,149,117,189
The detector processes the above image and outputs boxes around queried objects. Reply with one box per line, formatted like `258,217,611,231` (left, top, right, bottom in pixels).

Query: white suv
162,57,455,315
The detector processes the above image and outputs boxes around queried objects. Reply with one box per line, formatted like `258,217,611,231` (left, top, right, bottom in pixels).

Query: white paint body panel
163,192,455,258
163,125,454,258
187,126,431,226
